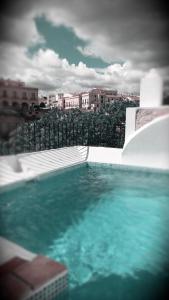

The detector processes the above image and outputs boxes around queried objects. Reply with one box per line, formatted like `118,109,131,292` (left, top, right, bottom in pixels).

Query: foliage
0,100,138,155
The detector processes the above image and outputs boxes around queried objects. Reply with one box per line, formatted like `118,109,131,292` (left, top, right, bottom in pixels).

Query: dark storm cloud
1,0,168,24
0,0,168,69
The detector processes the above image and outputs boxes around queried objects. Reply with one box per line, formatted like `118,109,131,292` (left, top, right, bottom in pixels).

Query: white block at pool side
87,147,122,164
140,69,163,107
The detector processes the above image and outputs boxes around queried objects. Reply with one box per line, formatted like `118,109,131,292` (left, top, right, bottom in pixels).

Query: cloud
0,44,144,93
0,0,168,92
43,0,169,70
0,13,44,47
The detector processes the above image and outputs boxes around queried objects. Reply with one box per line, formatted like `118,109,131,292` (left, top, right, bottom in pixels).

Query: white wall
140,69,163,108
0,236,35,265
122,114,169,169
87,147,122,164
125,107,138,141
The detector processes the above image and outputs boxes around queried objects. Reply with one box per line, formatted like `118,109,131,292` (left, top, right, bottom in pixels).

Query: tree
39,102,46,108
0,100,138,155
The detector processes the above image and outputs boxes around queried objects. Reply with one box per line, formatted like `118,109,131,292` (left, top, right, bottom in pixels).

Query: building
38,96,48,107
105,94,123,103
0,79,39,110
48,94,59,108
57,93,65,109
64,94,82,110
81,88,117,110
125,95,140,105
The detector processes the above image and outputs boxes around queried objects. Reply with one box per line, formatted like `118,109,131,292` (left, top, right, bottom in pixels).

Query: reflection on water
48,184,169,288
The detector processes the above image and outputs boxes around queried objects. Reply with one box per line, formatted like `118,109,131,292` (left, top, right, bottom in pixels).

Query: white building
64,94,82,110
48,94,58,107
81,88,117,110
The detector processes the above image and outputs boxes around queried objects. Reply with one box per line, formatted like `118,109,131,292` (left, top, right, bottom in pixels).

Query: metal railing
0,121,125,155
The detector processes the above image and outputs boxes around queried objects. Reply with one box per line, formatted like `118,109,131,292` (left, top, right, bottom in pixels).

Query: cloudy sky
0,0,168,94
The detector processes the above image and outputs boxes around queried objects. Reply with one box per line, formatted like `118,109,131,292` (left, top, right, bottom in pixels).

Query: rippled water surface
0,163,169,300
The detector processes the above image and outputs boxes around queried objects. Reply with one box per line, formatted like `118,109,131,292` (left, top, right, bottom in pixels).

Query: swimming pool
0,163,169,300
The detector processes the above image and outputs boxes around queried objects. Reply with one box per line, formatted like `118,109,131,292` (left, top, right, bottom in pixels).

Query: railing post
27,123,31,152
61,123,63,147
68,122,70,146
87,123,89,146
72,123,75,145
52,122,56,149
33,122,36,151
48,123,51,149
39,123,42,151
81,123,84,145
100,123,102,146
44,123,46,150
65,122,68,147
76,123,78,145
57,122,60,148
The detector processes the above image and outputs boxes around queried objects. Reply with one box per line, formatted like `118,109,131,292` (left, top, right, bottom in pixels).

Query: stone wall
135,107,169,130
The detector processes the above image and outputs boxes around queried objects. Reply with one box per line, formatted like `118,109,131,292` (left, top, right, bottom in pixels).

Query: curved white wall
122,114,169,169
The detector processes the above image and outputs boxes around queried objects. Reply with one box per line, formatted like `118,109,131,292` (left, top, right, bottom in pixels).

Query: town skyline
0,78,140,112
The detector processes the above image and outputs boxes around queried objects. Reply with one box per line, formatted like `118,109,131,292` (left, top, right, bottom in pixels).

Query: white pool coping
0,236,36,265
0,146,123,189
87,146,122,164
0,146,88,189
1,145,169,190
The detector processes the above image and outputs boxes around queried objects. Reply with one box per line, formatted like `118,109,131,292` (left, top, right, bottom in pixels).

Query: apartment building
64,94,82,110
81,88,117,110
48,94,58,107
57,93,65,109
0,79,38,110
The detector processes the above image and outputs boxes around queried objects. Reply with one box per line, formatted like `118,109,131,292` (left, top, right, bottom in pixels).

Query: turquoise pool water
0,163,169,299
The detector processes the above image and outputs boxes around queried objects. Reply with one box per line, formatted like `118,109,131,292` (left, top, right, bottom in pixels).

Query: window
12,102,19,107
22,92,27,99
3,90,7,98
13,91,17,99
2,100,9,106
31,92,36,100
22,102,29,110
